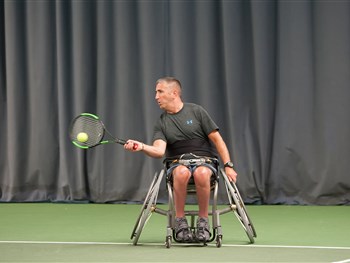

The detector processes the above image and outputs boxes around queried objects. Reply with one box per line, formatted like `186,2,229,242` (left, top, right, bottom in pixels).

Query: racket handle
121,140,138,150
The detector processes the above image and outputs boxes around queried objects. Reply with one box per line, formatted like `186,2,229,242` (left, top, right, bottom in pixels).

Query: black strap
166,138,218,158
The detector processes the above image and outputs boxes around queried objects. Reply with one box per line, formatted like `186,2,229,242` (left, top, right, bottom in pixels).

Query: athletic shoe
196,217,211,242
174,217,193,242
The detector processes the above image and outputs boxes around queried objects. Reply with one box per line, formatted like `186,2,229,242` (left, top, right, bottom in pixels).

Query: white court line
0,240,350,250
333,259,350,263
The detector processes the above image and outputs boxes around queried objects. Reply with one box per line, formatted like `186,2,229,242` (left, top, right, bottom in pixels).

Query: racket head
69,113,105,149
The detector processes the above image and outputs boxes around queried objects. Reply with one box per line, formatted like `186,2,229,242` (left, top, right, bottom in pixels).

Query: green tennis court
0,203,349,262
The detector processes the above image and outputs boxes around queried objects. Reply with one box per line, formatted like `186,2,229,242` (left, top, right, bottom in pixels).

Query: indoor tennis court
2,1,350,262
1,203,349,262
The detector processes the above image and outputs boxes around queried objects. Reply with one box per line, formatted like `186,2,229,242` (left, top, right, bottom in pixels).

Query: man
124,77,237,242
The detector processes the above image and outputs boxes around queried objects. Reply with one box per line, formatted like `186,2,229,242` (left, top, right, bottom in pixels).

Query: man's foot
196,217,211,242
174,217,193,242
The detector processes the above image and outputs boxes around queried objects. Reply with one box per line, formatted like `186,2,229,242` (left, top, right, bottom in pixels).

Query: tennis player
125,77,237,242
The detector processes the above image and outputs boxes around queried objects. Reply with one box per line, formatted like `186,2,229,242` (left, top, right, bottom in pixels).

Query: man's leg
193,166,212,218
172,165,192,242
193,166,212,242
172,165,191,218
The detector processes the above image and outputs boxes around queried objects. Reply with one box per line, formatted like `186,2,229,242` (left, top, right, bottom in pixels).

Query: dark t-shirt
152,103,219,157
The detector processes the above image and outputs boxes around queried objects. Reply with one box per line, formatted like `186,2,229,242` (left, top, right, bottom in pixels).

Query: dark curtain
1,0,349,205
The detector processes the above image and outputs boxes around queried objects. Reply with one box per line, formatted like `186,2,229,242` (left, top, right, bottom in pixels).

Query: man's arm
124,139,166,159
208,130,238,182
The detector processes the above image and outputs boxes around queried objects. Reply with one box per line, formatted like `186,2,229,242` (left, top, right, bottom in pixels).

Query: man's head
155,77,183,113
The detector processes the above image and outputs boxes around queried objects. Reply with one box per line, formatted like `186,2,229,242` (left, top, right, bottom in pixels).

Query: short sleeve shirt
152,103,219,144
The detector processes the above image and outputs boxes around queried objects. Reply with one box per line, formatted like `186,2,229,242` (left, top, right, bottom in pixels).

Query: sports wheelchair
130,156,257,248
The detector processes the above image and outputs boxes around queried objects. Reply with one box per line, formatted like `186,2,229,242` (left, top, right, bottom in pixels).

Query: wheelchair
130,156,257,248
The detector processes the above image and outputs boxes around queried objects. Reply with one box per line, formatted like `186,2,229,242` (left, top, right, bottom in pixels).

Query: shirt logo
186,120,193,125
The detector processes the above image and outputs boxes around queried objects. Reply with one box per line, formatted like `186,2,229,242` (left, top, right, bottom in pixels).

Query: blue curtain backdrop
0,0,349,205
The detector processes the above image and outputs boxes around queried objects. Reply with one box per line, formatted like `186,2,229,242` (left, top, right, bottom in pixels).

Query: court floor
0,203,349,262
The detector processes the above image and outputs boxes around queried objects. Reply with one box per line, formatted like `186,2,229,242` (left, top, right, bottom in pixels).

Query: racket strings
70,116,105,147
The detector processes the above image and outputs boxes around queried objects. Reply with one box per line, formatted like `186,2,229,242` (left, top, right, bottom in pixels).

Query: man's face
155,82,175,110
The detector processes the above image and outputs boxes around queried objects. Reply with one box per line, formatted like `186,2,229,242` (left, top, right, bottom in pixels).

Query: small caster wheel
165,236,172,248
216,236,222,248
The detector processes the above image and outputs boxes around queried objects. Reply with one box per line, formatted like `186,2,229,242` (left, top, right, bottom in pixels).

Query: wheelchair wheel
231,181,257,238
221,169,257,243
130,170,165,245
130,172,157,240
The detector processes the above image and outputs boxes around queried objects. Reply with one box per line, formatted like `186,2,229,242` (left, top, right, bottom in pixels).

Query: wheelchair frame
130,159,257,248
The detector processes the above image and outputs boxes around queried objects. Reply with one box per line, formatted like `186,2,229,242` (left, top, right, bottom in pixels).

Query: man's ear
172,85,181,97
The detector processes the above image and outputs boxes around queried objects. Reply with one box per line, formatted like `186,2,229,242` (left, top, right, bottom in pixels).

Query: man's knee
173,165,191,184
193,166,211,186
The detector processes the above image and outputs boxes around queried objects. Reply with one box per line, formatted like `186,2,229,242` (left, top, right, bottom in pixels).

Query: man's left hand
225,167,237,183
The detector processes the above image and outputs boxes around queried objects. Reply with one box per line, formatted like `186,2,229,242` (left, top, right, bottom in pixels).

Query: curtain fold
0,0,349,204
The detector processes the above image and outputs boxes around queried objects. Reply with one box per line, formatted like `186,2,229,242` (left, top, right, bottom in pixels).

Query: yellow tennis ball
77,132,88,143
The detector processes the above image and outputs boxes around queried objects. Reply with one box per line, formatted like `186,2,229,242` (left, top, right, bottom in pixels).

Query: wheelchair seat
163,155,219,193
130,155,257,248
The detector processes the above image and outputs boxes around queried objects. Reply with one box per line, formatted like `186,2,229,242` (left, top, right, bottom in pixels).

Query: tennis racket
69,113,137,150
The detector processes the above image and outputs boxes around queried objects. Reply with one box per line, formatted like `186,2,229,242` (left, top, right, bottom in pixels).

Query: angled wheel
130,172,157,239
130,169,165,245
221,169,257,243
